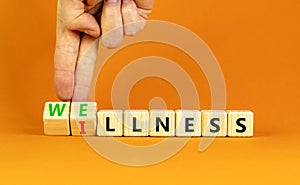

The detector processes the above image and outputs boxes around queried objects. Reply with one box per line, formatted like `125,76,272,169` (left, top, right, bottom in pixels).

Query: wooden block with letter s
227,110,254,137
201,110,227,137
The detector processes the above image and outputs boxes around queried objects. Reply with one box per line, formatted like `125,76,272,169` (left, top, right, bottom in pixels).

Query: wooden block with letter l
201,110,227,137
97,110,123,136
150,110,175,136
124,110,149,136
175,110,201,137
43,102,70,135
70,102,97,136
227,110,254,137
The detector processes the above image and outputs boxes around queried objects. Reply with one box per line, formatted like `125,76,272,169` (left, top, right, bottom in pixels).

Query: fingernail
122,0,131,2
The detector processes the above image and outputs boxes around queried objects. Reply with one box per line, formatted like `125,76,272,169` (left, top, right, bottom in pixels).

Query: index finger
72,35,99,102
54,1,81,101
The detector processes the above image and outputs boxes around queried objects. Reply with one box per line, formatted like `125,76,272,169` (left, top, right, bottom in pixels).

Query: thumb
66,13,101,38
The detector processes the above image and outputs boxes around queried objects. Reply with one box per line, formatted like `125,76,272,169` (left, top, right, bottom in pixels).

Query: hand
54,0,154,101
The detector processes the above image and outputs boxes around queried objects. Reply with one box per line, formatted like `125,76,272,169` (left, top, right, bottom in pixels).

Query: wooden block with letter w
43,102,70,135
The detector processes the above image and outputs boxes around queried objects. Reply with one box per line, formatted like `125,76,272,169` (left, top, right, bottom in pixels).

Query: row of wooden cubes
43,102,254,137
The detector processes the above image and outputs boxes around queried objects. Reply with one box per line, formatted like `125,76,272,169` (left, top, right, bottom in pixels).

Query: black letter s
210,118,220,133
236,118,247,133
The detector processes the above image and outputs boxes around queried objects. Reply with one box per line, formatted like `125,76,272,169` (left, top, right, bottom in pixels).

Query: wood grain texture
176,110,201,137
70,102,97,136
43,102,70,135
201,110,227,137
124,110,149,136
227,110,254,137
97,110,123,136
150,110,175,136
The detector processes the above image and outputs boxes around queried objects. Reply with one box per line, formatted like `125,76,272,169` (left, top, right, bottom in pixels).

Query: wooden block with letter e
70,102,97,136
124,110,149,136
150,110,175,136
176,110,201,137
227,110,254,137
201,110,227,137
43,102,70,135
97,110,123,136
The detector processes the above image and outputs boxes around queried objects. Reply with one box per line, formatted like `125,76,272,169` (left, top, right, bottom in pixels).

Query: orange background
0,0,300,184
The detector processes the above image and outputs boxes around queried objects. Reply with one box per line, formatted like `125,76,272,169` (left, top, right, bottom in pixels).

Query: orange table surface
1,124,300,184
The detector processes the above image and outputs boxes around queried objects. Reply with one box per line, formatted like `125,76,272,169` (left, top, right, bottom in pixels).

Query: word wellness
43,102,254,137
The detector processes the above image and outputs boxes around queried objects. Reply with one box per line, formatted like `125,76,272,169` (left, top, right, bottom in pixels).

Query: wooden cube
70,102,97,136
43,102,70,135
201,110,227,137
150,110,175,136
97,110,123,136
124,110,149,136
176,110,201,137
227,110,254,137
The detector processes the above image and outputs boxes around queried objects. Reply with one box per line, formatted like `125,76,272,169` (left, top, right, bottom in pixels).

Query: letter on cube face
124,110,149,136
97,110,123,136
43,102,70,135
176,110,201,137
227,110,254,137
150,110,175,136
201,110,227,137
70,102,97,136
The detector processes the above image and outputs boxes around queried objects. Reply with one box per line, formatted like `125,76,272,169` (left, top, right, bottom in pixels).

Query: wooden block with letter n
176,110,201,137
43,102,70,135
150,110,175,136
70,102,97,136
227,110,254,137
124,110,149,136
97,110,123,136
201,110,227,137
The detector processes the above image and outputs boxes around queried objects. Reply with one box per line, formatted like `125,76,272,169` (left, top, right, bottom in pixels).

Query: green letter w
49,103,66,116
